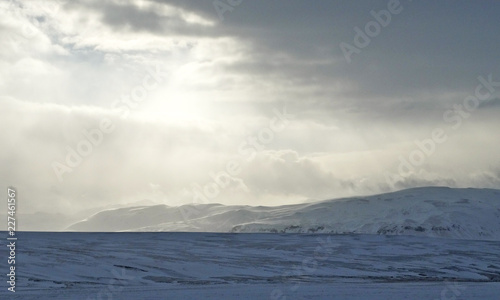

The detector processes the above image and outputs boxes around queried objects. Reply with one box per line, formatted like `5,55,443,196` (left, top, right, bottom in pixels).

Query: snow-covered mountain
67,187,500,240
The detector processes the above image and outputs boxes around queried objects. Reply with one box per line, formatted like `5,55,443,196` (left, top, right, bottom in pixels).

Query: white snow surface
67,187,500,240
2,232,499,299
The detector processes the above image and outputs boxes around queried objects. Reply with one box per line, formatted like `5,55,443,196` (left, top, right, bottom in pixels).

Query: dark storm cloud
63,0,217,36
65,0,500,109
141,0,500,121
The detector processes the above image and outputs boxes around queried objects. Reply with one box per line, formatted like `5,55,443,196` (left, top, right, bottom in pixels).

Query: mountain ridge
66,187,500,240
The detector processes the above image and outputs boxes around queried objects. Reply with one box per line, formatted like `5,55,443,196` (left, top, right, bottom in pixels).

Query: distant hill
67,187,500,240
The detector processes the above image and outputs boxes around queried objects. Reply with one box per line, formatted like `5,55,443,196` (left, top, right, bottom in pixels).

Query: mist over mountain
67,187,500,240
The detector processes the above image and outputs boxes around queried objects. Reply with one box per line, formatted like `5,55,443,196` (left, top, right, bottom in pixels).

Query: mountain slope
67,187,500,240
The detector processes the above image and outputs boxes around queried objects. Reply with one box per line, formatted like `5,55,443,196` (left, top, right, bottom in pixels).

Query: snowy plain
1,232,500,299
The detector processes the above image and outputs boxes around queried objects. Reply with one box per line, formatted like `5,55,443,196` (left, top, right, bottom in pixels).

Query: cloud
477,97,500,109
1,0,500,220
240,150,340,200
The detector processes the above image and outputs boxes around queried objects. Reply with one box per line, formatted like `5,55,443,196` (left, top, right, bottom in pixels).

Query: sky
1,0,500,217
